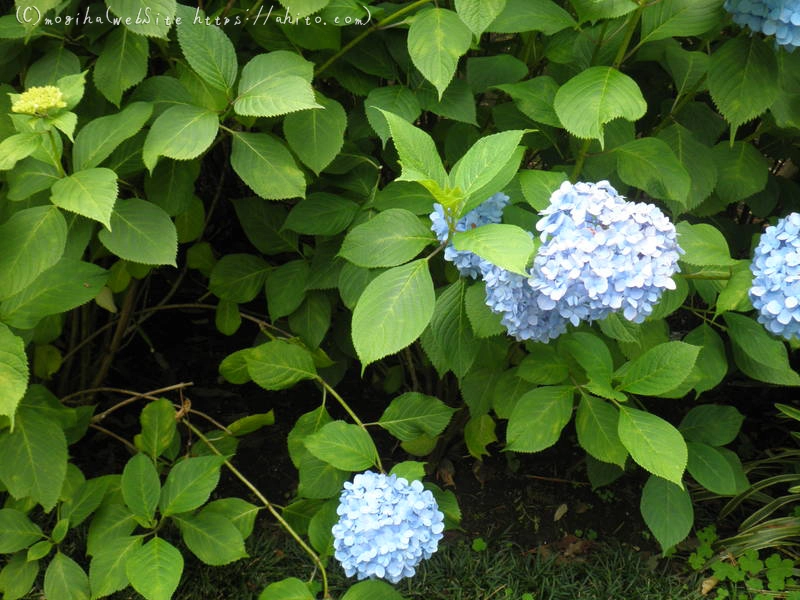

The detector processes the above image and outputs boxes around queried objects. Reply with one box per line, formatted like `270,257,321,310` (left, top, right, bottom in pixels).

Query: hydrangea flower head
430,192,509,278
529,180,683,325
11,86,67,116
749,212,800,340
331,471,444,583
724,0,800,50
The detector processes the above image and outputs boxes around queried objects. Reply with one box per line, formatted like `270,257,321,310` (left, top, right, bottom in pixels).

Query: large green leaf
245,340,318,391
614,138,690,204
125,538,183,600
407,8,472,99
208,254,270,303
0,133,40,171
674,222,736,267
0,324,29,424
351,260,435,366
88,536,142,599
93,28,148,106
680,324,728,397
284,95,347,175
639,475,693,552
266,260,310,320
711,141,768,203
686,442,741,495
725,312,800,386
575,395,627,468
98,199,177,266
656,124,717,213
365,86,421,147
86,504,138,557
505,386,574,452
121,453,161,525
138,398,178,460
379,111,448,190
0,551,39,600
143,159,199,216
615,341,700,396
554,66,646,148
283,193,358,236
450,130,525,201
429,279,480,377
487,0,576,34
378,392,456,441
708,36,779,130
341,579,405,600
679,404,743,446
494,77,561,127
297,455,349,499
455,0,506,37
44,553,90,600
159,456,225,516
174,512,246,566
50,168,118,229
175,5,237,93
452,223,534,275
105,0,176,38
141,104,218,171
304,421,379,471
258,577,314,600
202,498,259,539
231,132,306,200
235,51,321,117
0,404,67,511
340,209,434,268
73,102,152,170
617,406,687,486
0,205,67,301
640,0,723,43
571,0,638,22
231,198,298,254
0,509,43,553
6,158,61,202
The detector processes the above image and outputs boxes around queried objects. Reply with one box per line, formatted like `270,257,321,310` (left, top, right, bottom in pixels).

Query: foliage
0,0,799,598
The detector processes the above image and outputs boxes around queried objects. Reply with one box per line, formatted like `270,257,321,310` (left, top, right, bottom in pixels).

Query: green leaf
202,498,259,539
686,442,739,495
105,0,176,38
73,102,152,171
231,132,306,200
50,168,118,229
379,110,448,189
575,395,627,468
378,392,456,441
266,260,310,320
450,130,525,201
143,159,199,216
505,386,574,452
126,538,183,600
340,209,433,268
93,28,148,106
708,36,779,130
408,8,472,99
258,577,314,600
675,222,736,267
175,5,237,92
615,341,700,396
681,324,728,397
488,0,576,34
640,0,723,43
389,461,426,483
494,77,561,127
5,158,61,202
289,292,331,349
464,414,497,458
664,44,709,98
455,0,506,37
0,259,108,329
284,193,359,236
571,0,638,22
245,340,318,391
61,477,111,528
614,138,690,203
464,282,504,337
98,199,177,266
138,398,177,461
679,404,743,446
0,133,39,171
159,456,225,516
0,509,43,553
142,104,218,171
452,223,534,275
640,476,693,552
288,407,333,468
0,324,29,424
215,300,241,336
209,254,270,303
0,205,67,301
519,170,568,210
89,536,142,599
0,552,39,600
430,280,480,377
304,421,379,470
284,95,347,175
724,312,800,386
711,141,768,203
656,124,717,213
553,66,646,148
235,51,320,117
307,498,338,556
352,260,435,366
231,198,299,253
297,456,349,499
44,553,89,600
174,512,246,566
365,86,421,146
121,454,160,525
86,504,138,557
517,344,569,385
715,263,753,315
341,579,405,600
618,406,687,486
466,55,528,94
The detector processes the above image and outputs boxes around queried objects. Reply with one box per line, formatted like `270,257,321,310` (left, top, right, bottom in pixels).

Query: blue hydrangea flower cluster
529,180,683,326
724,0,800,50
430,192,509,278
331,471,445,584
749,212,800,340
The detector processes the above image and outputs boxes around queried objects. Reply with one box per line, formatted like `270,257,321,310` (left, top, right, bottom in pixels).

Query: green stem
314,0,433,78
570,139,592,182
613,4,644,69
184,421,330,599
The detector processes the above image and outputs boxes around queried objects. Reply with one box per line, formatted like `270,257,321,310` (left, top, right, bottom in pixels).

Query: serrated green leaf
380,110,448,189
0,509,43,553
245,340,318,391
159,456,225,516
488,0,576,34
464,282,504,337
452,223,534,275
231,198,299,254
506,386,574,452
680,324,728,397
429,279,480,377
656,124,717,213
93,28,148,106
640,475,693,552
464,414,497,458
554,66,646,148
235,51,321,117
341,579,405,600
258,577,314,600
139,398,177,460
686,442,739,495
352,260,435,366
0,551,39,600
6,158,61,202
0,324,29,424
288,292,331,349
365,86,421,146
50,168,118,228
665,44,709,98
679,404,743,446
265,260,310,320
0,133,39,171
575,395,627,467
105,0,176,38
417,78,478,125
408,8,472,99
618,406,687,485
44,553,89,600
284,95,347,175
571,0,638,22
725,312,800,386
175,5,237,92
675,222,737,267
615,341,699,396
208,254,269,303
711,141,768,203
73,102,152,171
378,392,456,441
615,137,690,203
297,455,348,499
88,536,142,599
121,454,160,525
339,209,433,268
142,104,218,171
231,132,306,200
450,130,525,201
517,344,569,385
455,0,506,37
519,170,568,210
466,55,528,94
98,199,177,266
284,193,359,236
304,421,379,470
126,538,183,600
494,77,561,127
174,512,246,566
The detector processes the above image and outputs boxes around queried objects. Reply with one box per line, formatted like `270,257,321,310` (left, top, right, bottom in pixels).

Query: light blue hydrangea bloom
529,180,683,326
331,471,444,584
430,193,510,278
724,0,800,50
749,212,800,340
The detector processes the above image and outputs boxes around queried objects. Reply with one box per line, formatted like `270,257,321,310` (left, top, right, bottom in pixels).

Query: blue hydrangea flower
430,193,510,278
529,181,683,325
331,471,444,584
749,212,800,340
724,0,800,50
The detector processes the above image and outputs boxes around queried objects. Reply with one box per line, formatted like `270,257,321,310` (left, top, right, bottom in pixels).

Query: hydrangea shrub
0,0,798,598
